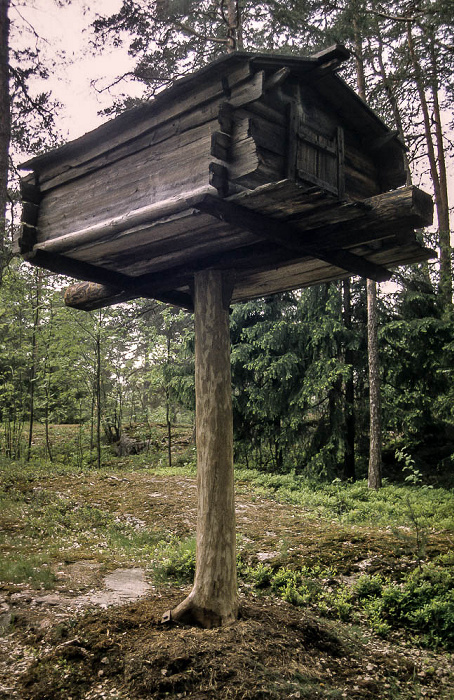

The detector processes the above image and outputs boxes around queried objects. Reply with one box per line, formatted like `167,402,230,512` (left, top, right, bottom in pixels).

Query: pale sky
13,0,141,141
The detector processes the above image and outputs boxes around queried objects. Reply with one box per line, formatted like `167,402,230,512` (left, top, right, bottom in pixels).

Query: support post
168,269,237,627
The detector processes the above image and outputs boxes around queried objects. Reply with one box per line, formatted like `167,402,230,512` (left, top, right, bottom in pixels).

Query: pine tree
0,0,10,285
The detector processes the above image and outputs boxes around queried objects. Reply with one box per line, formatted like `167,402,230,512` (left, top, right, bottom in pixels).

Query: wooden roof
18,48,433,311
21,47,401,176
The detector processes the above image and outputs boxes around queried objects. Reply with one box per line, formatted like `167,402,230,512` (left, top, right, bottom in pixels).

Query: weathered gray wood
63,281,192,311
337,127,345,199
231,181,433,231
25,61,260,182
37,137,216,241
169,269,237,628
38,74,264,195
20,176,41,205
229,118,285,186
74,219,253,278
15,223,36,254
194,194,392,282
243,99,286,127
64,282,139,310
231,241,433,302
211,131,231,161
245,114,287,156
209,162,229,196
34,186,216,255
54,183,433,310
218,102,235,134
264,67,291,92
63,234,432,312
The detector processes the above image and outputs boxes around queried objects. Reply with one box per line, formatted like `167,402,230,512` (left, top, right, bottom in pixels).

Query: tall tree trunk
226,0,240,51
367,279,382,489
166,333,172,468
376,29,412,186
407,22,452,307
27,270,41,461
168,269,237,628
95,320,102,470
428,34,452,308
0,0,10,286
343,280,355,481
353,19,383,489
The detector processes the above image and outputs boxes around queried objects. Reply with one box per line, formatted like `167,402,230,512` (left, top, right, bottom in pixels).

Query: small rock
256,552,278,561
0,612,12,632
9,592,32,604
34,595,62,606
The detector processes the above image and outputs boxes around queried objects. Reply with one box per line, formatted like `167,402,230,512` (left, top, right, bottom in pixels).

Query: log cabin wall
33,62,263,248
21,50,407,260
18,49,432,310
225,75,406,200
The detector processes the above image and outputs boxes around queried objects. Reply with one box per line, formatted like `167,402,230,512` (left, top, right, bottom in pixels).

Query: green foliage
230,286,356,476
2,451,454,652
234,468,454,531
243,561,454,650
150,536,196,584
380,272,454,458
370,565,454,649
0,556,56,589
353,574,383,600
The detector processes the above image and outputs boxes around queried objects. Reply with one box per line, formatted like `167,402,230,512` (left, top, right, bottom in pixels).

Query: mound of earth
8,591,450,700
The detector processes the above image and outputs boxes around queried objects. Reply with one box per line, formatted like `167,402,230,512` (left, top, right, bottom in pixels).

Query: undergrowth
149,536,454,651
2,431,454,654
234,467,454,531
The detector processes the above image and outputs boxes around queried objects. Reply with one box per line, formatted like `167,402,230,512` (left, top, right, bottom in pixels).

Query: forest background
1,0,454,488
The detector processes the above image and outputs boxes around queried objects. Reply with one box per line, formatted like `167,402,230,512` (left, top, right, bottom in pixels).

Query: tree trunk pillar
367,279,382,490
168,269,237,627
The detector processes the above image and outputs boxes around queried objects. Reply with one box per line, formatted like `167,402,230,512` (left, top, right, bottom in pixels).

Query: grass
1,424,454,652
0,459,171,587
234,467,454,531
0,555,56,589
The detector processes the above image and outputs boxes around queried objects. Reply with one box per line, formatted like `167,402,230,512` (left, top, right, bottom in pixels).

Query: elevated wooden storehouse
18,47,435,628
18,46,433,312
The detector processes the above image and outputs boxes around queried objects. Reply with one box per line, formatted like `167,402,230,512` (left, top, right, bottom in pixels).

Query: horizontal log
20,176,41,205
37,127,217,237
32,183,432,311
14,223,36,254
22,62,261,182
34,186,216,255
26,249,194,310
64,283,139,310
263,67,291,92
231,243,433,303
241,100,286,126
193,194,392,282
63,282,193,312
231,182,433,232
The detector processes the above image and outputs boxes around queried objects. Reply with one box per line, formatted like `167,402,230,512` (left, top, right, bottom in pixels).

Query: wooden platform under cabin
17,47,434,311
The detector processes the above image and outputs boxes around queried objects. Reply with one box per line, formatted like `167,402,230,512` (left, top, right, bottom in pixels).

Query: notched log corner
64,281,132,311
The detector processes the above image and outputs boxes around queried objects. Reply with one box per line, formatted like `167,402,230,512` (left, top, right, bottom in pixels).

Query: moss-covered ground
1,424,453,698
